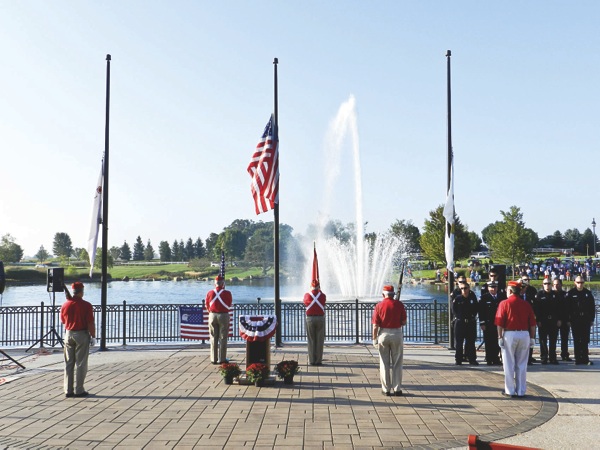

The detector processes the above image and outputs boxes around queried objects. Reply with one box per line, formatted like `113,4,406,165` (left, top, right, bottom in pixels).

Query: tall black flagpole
273,57,282,347
446,50,455,350
100,54,111,351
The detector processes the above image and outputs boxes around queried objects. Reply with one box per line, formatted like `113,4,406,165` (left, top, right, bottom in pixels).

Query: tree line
1,205,598,274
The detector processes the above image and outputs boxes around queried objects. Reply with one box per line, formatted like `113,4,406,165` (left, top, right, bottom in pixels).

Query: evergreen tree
185,238,195,261
172,240,182,261
159,241,172,261
133,236,145,261
120,241,132,261
144,240,155,261
194,237,206,258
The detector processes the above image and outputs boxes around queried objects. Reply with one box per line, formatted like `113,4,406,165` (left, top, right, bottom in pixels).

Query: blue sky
1,1,599,257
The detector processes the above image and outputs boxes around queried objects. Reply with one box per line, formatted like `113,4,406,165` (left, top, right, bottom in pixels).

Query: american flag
219,250,225,279
179,306,234,340
247,115,279,215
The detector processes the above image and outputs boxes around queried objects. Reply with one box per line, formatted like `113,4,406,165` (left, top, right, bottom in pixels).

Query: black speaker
46,268,65,293
0,261,5,295
490,264,506,291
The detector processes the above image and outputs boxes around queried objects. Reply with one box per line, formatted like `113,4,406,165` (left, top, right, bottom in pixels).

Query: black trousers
454,320,477,363
482,324,500,363
571,321,591,363
538,322,559,361
559,323,571,358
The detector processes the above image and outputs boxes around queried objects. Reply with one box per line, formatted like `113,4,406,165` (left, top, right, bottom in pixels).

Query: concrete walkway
0,344,598,449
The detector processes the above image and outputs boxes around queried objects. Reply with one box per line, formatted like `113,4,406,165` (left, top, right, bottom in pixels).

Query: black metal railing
1,301,598,348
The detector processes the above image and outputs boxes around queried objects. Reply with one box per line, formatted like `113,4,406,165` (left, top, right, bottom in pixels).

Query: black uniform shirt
452,291,478,321
535,290,560,323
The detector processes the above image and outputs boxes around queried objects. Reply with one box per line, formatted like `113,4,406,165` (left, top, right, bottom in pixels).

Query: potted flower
275,360,300,384
246,363,270,386
218,362,241,385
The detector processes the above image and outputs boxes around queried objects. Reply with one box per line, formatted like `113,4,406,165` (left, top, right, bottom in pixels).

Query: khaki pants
64,330,90,395
377,328,404,393
306,315,325,364
209,312,229,363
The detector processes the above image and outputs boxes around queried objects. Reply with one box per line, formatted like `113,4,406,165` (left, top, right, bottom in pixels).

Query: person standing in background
61,282,96,398
304,279,327,366
205,275,232,364
496,281,536,398
372,285,407,396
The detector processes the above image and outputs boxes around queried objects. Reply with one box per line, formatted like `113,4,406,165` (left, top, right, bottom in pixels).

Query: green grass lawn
5,263,270,284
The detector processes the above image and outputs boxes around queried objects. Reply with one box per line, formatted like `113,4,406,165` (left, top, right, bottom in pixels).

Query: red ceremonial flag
247,115,279,215
312,243,319,283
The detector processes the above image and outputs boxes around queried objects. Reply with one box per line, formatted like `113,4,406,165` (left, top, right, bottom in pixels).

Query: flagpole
273,57,282,347
446,50,455,350
100,54,111,351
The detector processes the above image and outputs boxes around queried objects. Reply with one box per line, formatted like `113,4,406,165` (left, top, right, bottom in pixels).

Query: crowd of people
451,268,596,397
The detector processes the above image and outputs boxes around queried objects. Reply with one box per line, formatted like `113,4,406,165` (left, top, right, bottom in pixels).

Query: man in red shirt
495,280,536,398
60,282,96,398
205,276,233,364
372,285,407,396
303,279,326,366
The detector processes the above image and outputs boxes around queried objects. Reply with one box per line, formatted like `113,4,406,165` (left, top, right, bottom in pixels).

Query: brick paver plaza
0,344,557,449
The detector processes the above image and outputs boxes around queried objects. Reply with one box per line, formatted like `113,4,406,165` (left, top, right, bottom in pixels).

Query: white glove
372,339,378,348
90,337,96,347
498,338,504,349
529,338,535,348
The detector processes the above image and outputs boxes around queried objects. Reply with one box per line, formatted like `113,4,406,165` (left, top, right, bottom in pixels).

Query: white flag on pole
87,162,104,277
442,153,455,271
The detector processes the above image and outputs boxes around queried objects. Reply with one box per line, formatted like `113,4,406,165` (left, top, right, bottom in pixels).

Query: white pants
501,330,529,396
377,328,404,393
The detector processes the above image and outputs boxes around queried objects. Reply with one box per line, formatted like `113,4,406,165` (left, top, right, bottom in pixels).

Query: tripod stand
0,349,25,369
27,291,64,351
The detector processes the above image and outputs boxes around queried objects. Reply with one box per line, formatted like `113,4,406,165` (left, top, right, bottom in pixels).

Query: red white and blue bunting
239,315,277,342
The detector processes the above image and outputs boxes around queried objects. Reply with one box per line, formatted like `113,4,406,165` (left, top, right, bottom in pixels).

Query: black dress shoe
586,361,594,365
455,361,462,365
501,391,512,397
382,391,391,396
562,356,572,362
394,390,403,396
74,391,89,398
469,361,479,366
65,393,74,398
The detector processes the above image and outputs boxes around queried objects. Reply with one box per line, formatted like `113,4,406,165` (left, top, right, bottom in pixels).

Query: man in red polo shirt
495,280,536,398
60,282,96,398
303,279,326,366
372,285,407,396
205,275,233,364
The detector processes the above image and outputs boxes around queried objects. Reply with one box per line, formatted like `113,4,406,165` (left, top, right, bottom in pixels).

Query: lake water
0,279,454,307
2,280,599,307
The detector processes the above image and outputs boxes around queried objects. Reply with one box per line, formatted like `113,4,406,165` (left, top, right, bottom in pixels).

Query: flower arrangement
218,362,241,379
246,363,270,383
275,360,300,379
